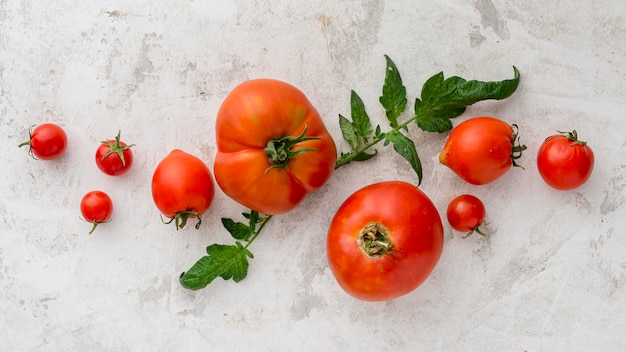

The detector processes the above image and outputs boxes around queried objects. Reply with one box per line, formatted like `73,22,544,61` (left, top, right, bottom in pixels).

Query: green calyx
357,222,394,258
511,124,527,168
558,129,587,146
101,130,135,166
263,126,320,171
163,210,202,230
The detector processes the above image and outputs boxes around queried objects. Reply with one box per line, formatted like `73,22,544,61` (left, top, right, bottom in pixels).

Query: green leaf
385,130,423,184
352,150,378,162
339,114,359,149
179,243,254,290
350,90,373,140
221,218,252,240
379,55,407,129
415,66,520,132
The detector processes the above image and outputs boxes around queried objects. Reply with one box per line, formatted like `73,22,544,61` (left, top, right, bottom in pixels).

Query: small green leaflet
179,243,253,290
379,54,407,129
337,90,378,165
385,131,422,181
415,66,520,132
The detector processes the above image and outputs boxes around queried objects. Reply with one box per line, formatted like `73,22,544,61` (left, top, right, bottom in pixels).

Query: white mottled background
2,1,626,351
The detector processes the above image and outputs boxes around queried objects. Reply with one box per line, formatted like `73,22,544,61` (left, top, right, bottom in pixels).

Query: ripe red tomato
439,116,526,185
326,181,444,302
80,190,113,234
214,79,337,215
151,149,215,230
446,194,486,238
95,130,135,176
537,130,594,190
19,123,68,160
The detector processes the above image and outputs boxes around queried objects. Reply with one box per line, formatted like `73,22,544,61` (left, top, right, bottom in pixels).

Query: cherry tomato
327,181,444,302
80,190,113,234
446,194,487,238
151,149,215,230
537,130,594,190
19,123,68,160
95,130,135,176
214,79,337,215
439,116,526,185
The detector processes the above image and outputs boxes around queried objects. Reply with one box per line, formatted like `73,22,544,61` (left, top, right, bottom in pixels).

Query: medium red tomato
151,149,215,230
446,194,486,238
80,190,113,234
439,116,526,185
95,130,135,176
326,181,444,302
214,79,337,215
19,123,68,160
537,130,594,190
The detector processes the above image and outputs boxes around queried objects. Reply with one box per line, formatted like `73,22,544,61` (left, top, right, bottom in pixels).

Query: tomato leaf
222,218,252,240
379,55,407,129
179,242,254,290
339,114,359,150
385,130,423,184
415,66,520,132
350,90,373,141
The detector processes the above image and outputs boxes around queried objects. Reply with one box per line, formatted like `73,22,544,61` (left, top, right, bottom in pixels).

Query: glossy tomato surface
446,194,486,238
327,181,444,302
80,190,113,234
439,116,525,185
214,79,337,215
151,149,214,227
95,131,135,176
537,130,594,190
20,123,68,160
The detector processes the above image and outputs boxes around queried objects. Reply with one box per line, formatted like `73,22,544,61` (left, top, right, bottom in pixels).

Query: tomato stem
100,130,135,167
357,222,394,258
242,214,273,250
264,126,320,171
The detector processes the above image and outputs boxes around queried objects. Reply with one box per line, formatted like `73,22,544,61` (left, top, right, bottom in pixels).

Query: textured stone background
1,1,625,351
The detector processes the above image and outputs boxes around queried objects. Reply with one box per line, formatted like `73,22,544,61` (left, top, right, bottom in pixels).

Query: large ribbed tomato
214,79,337,215
327,181,444,302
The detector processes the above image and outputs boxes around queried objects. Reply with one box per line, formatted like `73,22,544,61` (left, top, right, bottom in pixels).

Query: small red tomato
95,130,135,176
151,149,215,230
439,117,526,185
537,130,594,190
327,181,444,302
446,194,487,238
80,190,113,234
19,123,68,160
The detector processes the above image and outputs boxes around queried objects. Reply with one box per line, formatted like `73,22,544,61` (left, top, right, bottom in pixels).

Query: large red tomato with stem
80,190,113,235
19,123,68,160
95,130,135,176
214,79,337,215
326,181,444,302
537,130,594,190
439,116,526,185
151,149,215,230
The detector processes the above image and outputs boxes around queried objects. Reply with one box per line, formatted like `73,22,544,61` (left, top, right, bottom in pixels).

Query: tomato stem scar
357,222,394,258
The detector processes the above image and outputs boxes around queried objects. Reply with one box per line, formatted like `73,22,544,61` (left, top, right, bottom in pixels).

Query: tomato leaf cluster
336,56,521,185
179,211,271,290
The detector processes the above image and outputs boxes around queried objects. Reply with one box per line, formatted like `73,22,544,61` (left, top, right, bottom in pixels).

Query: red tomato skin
327,181,444,302
80,191,113,223
23,123,68,160
446,194,486,232
95,139,134,176
214,79,337,215
151,149,215,218
537,134,594,190
439,117,518,185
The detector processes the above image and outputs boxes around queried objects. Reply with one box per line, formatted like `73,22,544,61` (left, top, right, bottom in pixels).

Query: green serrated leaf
350,90,373,140
352,150,378,162
415,66,520,132
379,55,407,128
386,130,423,184
339,114,359,149
179,243,254,290
221,218,252,240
